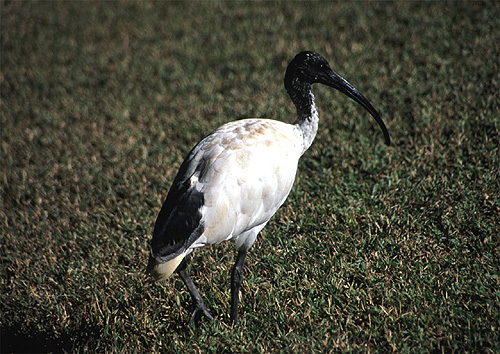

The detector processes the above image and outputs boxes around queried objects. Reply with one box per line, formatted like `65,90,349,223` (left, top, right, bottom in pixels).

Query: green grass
2,1,499,353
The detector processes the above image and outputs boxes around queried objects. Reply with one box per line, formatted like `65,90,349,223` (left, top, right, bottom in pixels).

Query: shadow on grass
1,319,101,353
1,301,203,353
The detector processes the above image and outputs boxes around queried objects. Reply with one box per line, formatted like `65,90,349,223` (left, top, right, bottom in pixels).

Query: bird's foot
188,302,214,327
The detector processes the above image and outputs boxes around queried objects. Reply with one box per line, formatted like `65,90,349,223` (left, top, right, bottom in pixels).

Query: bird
146,51,390,327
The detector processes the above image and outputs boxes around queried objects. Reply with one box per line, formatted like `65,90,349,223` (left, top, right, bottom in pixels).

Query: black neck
285,76,315,119
284,75,319,153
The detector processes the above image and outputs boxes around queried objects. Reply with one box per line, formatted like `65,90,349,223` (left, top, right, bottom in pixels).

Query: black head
285,51,391,146
285,51,333,90
285,51,335,88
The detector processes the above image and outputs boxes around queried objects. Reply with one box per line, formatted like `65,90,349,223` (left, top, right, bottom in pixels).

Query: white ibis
146,51,390,326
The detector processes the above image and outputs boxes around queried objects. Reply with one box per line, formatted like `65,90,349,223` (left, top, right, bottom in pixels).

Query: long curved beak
319,70,391,146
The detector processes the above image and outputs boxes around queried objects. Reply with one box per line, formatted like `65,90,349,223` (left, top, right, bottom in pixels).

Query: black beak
319,70,391,146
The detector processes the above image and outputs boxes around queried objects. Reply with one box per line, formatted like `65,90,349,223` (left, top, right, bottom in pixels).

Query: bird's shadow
0,299,222,353
1,318,100,353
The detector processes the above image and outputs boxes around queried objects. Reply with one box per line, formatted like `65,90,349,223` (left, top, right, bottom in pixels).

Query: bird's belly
198,162,297,246
192,127,301,248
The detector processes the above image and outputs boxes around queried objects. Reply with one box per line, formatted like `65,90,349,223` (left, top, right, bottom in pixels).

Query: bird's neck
287,83,319,154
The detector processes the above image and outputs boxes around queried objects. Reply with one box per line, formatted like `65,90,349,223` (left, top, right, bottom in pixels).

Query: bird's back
148,118,303,280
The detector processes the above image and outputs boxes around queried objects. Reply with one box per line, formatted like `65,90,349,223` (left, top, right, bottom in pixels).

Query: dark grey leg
177,259,213,326
230,250,247,326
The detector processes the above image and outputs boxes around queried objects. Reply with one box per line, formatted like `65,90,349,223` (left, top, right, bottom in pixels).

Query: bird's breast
189,119,303,247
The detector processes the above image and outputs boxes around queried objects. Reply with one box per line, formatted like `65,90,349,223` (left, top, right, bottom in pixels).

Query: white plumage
146,51,390,326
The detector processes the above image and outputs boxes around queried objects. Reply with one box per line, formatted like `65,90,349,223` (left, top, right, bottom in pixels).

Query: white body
193,118,304,250
149,118,309,280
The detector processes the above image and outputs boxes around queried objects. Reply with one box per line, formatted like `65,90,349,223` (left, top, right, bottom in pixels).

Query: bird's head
286,51,335,86
285,51,391,146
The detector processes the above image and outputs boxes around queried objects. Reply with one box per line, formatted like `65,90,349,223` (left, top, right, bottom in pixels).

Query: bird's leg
230,250,248,326
177,259,213,326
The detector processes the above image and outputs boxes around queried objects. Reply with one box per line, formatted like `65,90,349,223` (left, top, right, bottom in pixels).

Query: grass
1,1,499,353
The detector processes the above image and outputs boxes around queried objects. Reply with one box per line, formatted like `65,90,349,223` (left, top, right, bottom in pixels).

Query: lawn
1,1,499,353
